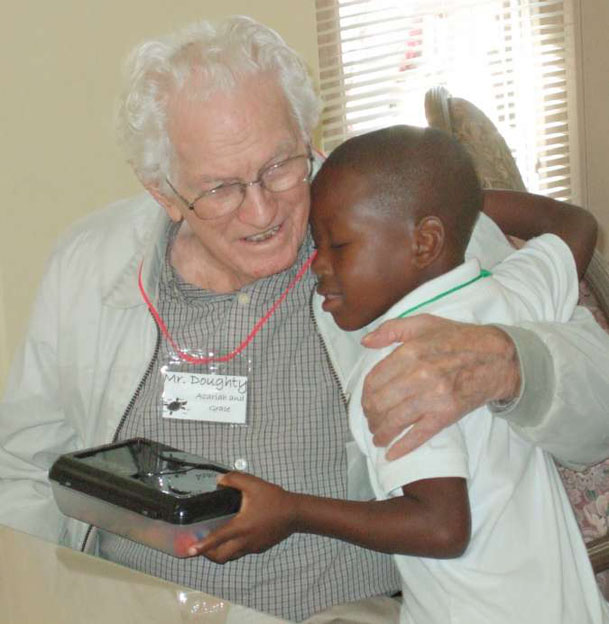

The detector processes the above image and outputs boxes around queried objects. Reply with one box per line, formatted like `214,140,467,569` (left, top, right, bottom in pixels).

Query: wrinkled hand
360,314,520,460
190,472,296,563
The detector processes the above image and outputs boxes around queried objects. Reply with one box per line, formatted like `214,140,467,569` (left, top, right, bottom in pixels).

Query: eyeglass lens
191,154,312,219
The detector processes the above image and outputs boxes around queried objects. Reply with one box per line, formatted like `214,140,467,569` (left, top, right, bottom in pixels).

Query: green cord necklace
397,269,492,319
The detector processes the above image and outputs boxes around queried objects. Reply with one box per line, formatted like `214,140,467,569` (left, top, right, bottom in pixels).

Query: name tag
162,371,248,424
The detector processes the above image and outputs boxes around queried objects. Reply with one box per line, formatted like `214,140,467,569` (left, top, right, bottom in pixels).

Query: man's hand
188,472,296,563
360,314,521,460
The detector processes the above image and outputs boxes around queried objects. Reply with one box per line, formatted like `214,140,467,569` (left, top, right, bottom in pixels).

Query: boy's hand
360,314,520,460
189,472,297,563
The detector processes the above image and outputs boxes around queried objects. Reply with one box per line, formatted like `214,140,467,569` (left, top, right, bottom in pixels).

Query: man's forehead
167,69,287,125
166,75,303,182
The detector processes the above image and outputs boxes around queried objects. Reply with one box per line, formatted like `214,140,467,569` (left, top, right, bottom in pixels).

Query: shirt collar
102,196,171,309
368,258,483,331
107,205,315,309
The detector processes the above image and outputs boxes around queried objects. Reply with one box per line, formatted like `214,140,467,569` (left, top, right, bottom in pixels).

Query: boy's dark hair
321,125,483,258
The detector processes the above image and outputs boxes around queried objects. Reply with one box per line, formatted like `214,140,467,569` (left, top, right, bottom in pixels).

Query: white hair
115,15,322,189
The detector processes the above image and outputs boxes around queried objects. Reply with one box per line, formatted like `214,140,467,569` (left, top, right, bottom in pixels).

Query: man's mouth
244,224,281,243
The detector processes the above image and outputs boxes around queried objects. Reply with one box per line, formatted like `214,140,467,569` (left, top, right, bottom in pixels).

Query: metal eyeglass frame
164,151,314,221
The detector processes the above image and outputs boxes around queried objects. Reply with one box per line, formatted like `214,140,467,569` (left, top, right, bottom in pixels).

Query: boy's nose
311,248,329,277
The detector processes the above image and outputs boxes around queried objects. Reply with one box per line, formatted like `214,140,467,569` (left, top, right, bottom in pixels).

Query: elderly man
1,15,609,624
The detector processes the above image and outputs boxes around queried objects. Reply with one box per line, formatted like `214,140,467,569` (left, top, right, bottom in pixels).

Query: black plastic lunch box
49,437,241,557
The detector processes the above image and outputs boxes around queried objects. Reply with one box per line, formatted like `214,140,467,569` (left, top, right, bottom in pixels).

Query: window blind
315,0,579,201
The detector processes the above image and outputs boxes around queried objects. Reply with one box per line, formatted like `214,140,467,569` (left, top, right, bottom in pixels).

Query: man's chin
238,227,307,282
249,255,297,281
251,241,309,278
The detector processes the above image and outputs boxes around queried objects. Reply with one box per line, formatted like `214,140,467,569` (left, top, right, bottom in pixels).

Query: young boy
195,126,609,623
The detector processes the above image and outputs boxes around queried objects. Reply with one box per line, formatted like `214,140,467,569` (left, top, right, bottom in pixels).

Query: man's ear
143,182,184,223
412,216,445,268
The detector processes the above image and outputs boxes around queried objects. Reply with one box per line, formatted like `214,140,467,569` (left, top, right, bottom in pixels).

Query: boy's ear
412,216,445,268
143,181,184,223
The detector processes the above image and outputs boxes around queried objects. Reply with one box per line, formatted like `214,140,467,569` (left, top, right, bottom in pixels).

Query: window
315,0,579,201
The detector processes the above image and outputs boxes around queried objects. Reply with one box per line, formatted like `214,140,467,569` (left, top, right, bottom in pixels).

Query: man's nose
237,182,278,228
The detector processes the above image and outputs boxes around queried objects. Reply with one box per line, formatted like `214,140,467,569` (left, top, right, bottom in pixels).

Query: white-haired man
1,15,609,623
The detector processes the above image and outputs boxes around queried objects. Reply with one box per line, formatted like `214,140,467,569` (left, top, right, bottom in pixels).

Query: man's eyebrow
260,140,301,169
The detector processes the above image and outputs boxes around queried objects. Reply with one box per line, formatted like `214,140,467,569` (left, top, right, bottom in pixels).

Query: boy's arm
192,472,470,563
482,189,598,278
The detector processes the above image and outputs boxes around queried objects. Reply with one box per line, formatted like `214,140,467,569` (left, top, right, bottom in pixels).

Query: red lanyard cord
138,251,317,365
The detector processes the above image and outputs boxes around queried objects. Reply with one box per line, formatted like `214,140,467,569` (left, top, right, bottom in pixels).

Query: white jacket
2,193,609,551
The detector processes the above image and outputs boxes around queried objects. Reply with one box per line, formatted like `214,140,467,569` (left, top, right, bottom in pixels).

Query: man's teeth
246,226,280,242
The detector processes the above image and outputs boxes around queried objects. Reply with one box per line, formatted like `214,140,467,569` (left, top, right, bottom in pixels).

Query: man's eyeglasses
165,152,314,221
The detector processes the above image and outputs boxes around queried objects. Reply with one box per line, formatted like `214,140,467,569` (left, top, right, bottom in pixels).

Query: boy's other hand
189,472,297,563
360,314,520,460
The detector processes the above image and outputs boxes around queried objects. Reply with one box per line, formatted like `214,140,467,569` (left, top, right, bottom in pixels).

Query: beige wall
0,1,318,388
574,0,609,255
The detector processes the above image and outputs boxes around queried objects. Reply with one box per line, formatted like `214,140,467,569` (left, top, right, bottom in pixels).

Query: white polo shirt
348,234,609,624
